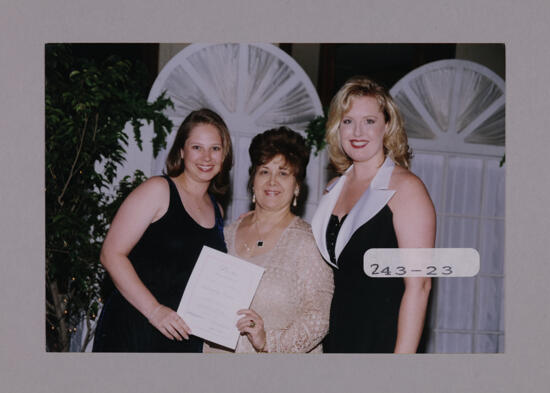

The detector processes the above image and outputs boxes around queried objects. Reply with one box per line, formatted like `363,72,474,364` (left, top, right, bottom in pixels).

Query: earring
252,193,256,204
292,190,298,207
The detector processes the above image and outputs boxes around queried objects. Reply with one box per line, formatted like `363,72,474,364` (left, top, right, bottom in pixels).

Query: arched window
391,59,505,353
147,43,325,222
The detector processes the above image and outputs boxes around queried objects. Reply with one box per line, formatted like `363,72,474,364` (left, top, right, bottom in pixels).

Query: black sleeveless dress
323,205,404,353
92,176,226,352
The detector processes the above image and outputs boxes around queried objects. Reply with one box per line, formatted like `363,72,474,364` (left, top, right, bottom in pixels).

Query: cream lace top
203,216,334,353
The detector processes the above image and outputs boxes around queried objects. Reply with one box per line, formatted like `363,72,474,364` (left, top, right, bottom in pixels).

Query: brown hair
247,127,310,213
165,108,233,198
326,76,411,173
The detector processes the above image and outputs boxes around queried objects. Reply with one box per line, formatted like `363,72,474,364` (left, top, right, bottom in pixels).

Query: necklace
242,241,254,255
242,212,291,253
254,219,265,247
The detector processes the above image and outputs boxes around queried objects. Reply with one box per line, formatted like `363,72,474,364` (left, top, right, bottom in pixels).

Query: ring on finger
248,320,256,328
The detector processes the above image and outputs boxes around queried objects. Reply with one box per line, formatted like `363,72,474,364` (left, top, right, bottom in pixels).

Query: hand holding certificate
176,246,265,350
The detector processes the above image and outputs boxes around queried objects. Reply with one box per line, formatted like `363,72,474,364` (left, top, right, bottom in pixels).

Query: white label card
177,246,265,350
364,248,480,277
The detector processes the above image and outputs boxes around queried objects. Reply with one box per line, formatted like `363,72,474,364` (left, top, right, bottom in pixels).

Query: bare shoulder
388,167,436,248
388,167,434,213
121,176,170,214
134,175,169,195
105,176,170,243
390,167,429,198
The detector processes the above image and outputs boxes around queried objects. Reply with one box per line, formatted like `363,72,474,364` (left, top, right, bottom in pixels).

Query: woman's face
253,154,298,213
339,95,387,164
180,123,223,184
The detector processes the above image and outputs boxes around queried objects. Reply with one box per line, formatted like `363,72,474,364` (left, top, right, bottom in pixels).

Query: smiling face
253,154,298,213
180,123,223,184
339,95,387,165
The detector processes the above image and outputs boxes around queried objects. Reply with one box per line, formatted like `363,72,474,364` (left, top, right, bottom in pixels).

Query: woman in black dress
93,108,233,352
311,76,435,353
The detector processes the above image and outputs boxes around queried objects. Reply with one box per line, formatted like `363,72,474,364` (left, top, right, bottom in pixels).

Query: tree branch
46,247,71,255
92,112,99,141
80,314,97,352
46,299,56,314
48,280,70,351
48,165,57,181
57,114,88,206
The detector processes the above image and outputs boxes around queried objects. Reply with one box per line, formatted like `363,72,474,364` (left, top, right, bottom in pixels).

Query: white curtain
394,60,505,353
411,154,505,353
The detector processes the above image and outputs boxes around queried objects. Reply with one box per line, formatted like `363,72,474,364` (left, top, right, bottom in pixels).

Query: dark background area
69,43,159,93
315,43,456,106
61,43,459,107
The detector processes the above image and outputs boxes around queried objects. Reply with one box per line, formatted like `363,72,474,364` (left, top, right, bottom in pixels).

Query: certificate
176,245,265,350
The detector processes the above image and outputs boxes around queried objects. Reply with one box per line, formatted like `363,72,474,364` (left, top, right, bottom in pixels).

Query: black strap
209,194,225,241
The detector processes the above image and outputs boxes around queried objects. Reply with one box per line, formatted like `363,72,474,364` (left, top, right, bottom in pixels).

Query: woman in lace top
203,127,334,353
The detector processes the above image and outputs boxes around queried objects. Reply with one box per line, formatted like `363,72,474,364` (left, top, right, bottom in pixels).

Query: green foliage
45,44,173,351
304,113,328,156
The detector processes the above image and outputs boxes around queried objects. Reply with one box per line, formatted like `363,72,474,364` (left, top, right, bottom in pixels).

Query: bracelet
146,304,163,322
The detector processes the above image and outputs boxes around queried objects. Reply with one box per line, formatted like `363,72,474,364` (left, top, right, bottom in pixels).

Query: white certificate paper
176,245,265,350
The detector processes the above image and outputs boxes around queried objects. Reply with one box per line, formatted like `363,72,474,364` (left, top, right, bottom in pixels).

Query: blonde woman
311,76,435,353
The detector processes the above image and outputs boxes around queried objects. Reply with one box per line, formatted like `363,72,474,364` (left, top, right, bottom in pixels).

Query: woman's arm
389,172,436,353
263,234,334,353
100,176,191,340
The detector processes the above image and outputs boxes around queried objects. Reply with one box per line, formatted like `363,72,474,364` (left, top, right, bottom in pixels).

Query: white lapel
311,172,347,267
311,157,396,268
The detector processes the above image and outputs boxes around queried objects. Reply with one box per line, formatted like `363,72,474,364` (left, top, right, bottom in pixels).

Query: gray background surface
1,0,548,392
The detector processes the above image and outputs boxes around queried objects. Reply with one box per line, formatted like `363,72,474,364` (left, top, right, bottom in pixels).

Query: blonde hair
326,76,411,173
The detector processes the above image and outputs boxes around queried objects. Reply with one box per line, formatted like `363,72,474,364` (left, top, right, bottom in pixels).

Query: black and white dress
311,157,404,353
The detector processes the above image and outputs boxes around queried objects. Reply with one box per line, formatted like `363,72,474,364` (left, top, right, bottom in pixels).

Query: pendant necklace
254,218,265,247
243,212,290,254
253,212,290,247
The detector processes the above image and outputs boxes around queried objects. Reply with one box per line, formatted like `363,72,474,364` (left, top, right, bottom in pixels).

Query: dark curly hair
248,127,310,213
165,108,233,199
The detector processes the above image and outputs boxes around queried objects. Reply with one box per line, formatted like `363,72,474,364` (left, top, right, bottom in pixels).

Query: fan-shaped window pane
456,69,503,135
187,44,240,113
409,67,455,132
464,106,505,146
394,91,435,139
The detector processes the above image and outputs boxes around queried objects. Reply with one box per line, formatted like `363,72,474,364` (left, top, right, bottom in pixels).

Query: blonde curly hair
326,76,411,173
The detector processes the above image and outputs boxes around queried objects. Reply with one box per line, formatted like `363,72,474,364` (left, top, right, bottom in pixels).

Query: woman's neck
176,172,210,198
349,153,386,182
252,206,294,228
